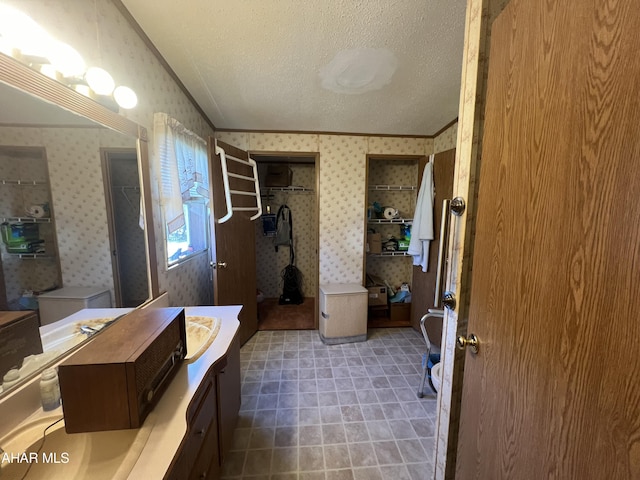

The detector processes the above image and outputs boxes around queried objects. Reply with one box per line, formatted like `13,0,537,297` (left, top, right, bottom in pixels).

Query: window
153,113,210,267
166,199,209,266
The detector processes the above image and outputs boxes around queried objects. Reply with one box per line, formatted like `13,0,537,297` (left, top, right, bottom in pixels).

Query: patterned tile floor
220,328,437,480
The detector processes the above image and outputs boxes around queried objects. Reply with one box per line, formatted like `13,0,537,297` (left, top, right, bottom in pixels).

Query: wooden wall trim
217,128,432,139
433,118,459,138
0,53,140,138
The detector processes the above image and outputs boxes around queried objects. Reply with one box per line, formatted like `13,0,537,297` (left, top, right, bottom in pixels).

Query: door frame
249,150,320,329
433,0,510,477
100,147,144,307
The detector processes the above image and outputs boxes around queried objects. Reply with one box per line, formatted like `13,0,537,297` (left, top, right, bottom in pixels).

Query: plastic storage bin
319,284,368,345
38,287,112,326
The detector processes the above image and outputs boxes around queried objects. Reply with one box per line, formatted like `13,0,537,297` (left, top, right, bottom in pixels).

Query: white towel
408,156,435,272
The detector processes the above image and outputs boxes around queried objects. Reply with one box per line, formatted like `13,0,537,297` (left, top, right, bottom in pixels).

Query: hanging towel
408,155,435,272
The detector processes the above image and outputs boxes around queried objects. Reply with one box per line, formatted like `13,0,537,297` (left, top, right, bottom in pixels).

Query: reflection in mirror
0,53,156,398
102,149,149,307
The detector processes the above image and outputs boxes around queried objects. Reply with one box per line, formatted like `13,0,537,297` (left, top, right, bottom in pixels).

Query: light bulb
73,84,92,97
47,41,85,78
39,64,59,80
0,4,51,58
0,36,16,56
85,67,115,95
113,85,138,109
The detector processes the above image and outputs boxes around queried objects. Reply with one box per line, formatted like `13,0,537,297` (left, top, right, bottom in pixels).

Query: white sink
0,410,154,480
184,316,221,363
40,314,220,364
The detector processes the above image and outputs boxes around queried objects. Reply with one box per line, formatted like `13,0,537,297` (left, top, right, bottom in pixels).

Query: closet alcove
252,154,319,330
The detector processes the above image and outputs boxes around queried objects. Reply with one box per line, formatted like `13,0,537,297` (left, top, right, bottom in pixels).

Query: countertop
128,305,241,479
0,305,241,480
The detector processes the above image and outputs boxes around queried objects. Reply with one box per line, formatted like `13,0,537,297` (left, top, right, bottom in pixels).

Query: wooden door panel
410,149,456,345
457,0,640,478
209,139,258,345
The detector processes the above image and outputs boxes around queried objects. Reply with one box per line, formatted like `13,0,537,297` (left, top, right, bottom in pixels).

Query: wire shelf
368,185,416,191
368,218,413,225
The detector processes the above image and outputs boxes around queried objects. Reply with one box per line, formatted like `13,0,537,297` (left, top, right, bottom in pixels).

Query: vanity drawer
184,376,217,468
189,409,220,480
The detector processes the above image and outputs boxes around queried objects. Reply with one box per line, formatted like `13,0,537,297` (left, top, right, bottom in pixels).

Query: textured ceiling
120,0,468,136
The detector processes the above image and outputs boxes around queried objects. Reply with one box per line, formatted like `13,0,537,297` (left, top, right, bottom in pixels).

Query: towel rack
216,142,262,224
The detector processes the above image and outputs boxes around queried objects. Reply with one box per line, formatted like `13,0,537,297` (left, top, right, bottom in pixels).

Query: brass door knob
456,334,479,354
212,261,227,269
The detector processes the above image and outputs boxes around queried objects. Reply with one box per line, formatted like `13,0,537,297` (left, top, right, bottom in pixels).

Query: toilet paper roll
27,205,45,218
383,207,399,219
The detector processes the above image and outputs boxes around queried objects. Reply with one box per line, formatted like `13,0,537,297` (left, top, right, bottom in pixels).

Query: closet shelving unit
0,146,63,310
0,178,56,260
365,160,420,327
366,184,416,256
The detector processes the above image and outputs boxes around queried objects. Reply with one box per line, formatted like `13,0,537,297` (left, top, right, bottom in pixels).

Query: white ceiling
120,0,468,136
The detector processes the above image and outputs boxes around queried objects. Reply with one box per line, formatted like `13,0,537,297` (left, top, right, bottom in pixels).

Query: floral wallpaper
434,122,458,153
1,3,483,474
1,0,462,317
216,132,434,291
2,0,216,307
0,145,60,306
317,135,368,284
0,127,128,306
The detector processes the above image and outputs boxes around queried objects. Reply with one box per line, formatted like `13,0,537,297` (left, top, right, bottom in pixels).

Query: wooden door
456,0,640,478
410,148,456,346
208,139,258,345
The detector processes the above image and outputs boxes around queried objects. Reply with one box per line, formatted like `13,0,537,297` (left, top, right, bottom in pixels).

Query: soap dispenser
40,367,61,411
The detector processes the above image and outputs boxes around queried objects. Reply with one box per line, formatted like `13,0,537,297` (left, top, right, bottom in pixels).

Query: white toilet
431,362,443,392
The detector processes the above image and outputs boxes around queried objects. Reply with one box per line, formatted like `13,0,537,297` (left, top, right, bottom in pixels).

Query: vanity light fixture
0,2,138,112
0,3,50,59
113,85,138,109
39,64,61,81
72,84,92,97
47,41,86,78
0,36,15,57
85,67,115,96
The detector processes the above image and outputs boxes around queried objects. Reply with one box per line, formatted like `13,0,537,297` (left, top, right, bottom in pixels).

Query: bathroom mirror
0,52,159,397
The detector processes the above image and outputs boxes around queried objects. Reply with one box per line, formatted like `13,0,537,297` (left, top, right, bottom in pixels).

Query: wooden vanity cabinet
217,335,241,464
166,369,221,480
0,311,42,381
165,334,241,480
